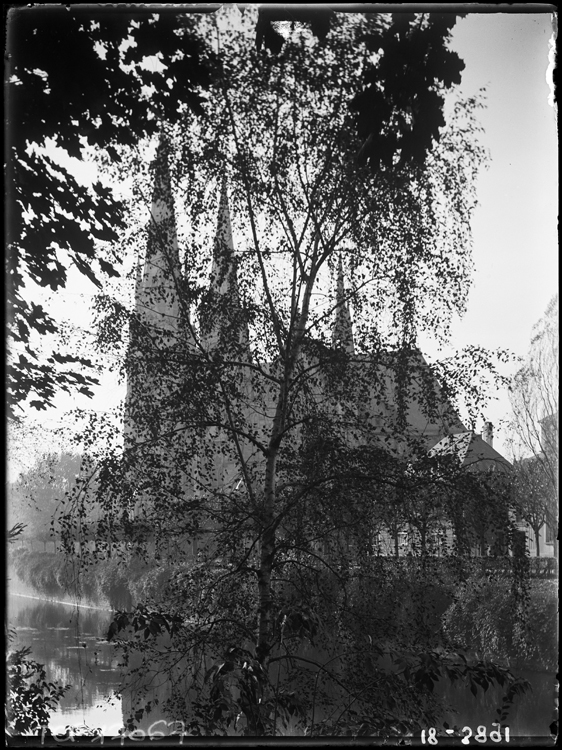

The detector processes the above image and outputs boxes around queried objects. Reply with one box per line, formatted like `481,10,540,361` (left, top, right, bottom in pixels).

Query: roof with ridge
429,431,512,472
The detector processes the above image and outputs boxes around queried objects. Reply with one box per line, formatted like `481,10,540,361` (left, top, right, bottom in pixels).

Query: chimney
482,421,493,447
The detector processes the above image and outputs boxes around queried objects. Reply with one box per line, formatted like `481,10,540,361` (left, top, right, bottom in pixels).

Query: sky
447,11,557,353
435,10,558,454
10,7,558,473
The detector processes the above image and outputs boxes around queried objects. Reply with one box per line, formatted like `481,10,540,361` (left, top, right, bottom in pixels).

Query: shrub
6,643,69,735
443,576,557,671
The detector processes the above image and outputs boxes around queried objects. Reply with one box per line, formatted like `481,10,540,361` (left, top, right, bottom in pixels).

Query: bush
10,549,76,598
9,547,179,610
443,576,557,671
6,643,69,735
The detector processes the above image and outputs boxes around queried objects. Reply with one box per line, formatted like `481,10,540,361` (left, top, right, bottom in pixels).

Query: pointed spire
137,132,184,338
144,133,174,242
210,172,236,295
332,255,355,354
147,132,181,280
200,176,249,355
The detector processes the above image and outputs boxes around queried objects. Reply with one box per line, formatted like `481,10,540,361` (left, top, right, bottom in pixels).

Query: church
122,135,543,561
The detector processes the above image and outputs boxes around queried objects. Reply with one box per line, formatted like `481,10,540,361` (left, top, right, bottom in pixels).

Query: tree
6,6,464,419
53,8,521,737
509,295,558,556
6,6,213,418
512,458,555,557
8,453,83,547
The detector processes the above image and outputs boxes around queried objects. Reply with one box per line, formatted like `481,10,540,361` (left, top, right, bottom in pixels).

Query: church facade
123,136,550,562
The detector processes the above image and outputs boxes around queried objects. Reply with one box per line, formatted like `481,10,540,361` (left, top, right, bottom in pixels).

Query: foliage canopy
7,6,465,418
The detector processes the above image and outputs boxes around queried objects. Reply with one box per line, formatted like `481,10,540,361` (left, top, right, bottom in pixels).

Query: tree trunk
535,527,541,557
254,259,317,667
256,448,278,666
256,373,289,668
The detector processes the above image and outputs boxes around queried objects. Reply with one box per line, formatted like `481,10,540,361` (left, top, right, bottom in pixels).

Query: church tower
137,133,185,340
200,175,249,358
124,133,190,451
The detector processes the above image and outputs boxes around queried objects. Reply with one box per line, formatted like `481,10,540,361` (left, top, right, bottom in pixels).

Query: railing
528,556,558,578
353,554,558,579
473,556,558,579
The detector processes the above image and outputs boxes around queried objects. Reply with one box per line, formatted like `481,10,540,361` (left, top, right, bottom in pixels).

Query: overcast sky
448,11,557,353
438,10,558,454
11,8,558,470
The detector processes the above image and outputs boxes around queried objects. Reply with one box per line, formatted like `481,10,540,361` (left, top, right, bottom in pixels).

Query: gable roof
429,431,512,473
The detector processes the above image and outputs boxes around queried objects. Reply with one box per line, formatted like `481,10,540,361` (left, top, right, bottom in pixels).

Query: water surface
7,591,123,735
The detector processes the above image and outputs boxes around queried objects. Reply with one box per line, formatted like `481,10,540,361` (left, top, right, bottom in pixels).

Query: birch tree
55,9,524,737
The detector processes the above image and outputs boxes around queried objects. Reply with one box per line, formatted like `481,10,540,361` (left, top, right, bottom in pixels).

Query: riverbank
8,547,156,610
10,591,113,612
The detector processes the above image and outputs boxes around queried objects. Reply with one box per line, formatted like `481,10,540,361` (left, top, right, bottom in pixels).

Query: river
7,588,124,736
6,582,557,740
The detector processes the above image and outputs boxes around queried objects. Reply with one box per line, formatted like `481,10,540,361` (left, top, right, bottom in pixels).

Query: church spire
137,132,184,338
332,255,355,354
210,172,236,294
200,176,249,354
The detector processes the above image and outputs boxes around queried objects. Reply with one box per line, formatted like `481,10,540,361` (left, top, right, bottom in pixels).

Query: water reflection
7,593,124,734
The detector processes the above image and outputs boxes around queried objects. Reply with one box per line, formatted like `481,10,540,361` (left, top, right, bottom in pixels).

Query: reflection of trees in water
58,667,119,711
14,600,112,634
45,663,74,689
44,649,121,711
9,597,122,716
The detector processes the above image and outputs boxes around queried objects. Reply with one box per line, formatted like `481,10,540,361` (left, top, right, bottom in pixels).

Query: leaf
72,254,102,289
99,258,120,278
29,400,47,411
106,145,122,163
106,621,119,642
